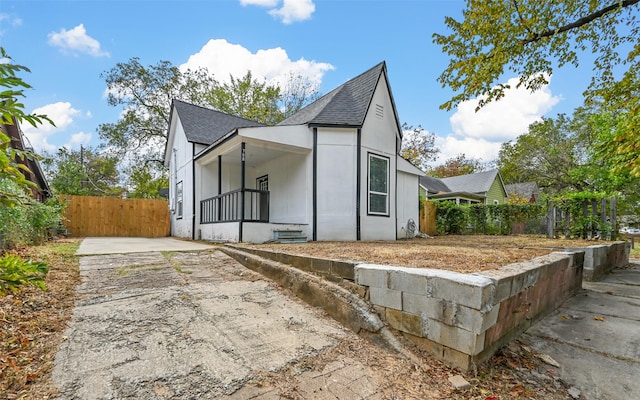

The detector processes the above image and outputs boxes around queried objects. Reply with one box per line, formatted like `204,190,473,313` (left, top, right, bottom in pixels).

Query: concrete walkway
76,237,215,255
523,261,640,400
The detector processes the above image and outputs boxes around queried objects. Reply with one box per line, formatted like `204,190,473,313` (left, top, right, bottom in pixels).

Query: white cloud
0,13,23,27
181,38,333,90
241,0,315,24
65,131,92,149
48,24,110,57
433,135,502,165
240,0,278,6
429,75,560,165
449,75,560,142
22,102,82,152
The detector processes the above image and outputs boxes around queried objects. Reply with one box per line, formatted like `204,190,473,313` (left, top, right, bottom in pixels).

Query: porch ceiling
197,138,309,167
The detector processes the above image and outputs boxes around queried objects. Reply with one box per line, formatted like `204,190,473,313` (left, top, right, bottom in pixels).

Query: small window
368,153,389,216
493,199,499,205
176,181,183,219
256,175,269,191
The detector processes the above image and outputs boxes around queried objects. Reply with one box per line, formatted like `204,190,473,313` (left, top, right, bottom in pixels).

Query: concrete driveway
54,238,403,399
75,237,216,255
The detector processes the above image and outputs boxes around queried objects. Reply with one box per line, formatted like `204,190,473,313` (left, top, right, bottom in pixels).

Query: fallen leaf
559,315,570,320
594,316,606,322
536,353,560,368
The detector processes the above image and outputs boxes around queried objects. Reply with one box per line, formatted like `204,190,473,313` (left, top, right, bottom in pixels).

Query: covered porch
194,126,312,243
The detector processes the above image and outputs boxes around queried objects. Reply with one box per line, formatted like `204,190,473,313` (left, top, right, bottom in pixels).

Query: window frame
367,153,390,217
176,181,183,219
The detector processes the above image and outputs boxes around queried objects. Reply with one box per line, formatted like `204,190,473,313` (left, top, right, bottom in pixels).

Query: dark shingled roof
172,99,265,145
505,182,539,201
419,175,450,194
440,169,500,194
277,62,386,127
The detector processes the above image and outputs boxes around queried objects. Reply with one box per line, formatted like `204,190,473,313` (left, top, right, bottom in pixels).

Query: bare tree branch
521,0,640,44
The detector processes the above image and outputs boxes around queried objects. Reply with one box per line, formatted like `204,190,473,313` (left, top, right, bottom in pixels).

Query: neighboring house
419,169,507,205
1,117,51,202
505,182,540,203
164,61,425,243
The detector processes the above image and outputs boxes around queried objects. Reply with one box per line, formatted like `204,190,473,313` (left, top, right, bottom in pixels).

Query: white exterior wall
359,73,399,240
316,128,358,241
396,170,420,238
168,115,194,239
199,222,239,242
247,152,310,224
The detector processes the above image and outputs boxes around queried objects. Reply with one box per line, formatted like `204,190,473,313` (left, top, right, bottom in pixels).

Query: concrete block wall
567,241,629,281
355,251,585,370
230,241,628,370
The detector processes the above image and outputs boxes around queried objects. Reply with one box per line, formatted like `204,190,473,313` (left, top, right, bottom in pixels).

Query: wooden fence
419,201,437,236
60,195,170,237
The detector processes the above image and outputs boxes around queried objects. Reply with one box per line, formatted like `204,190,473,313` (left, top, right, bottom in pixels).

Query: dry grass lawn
243,235,604,273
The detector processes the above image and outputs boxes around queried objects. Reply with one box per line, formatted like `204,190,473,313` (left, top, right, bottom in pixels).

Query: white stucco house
164,61,424,243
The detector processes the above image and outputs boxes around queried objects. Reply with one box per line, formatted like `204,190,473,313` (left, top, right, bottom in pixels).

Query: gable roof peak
277,61,388,127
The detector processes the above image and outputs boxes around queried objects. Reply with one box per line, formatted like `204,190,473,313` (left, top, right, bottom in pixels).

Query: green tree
434,1,640,176
43,147,122,197
206,71,283,125
400,123,439,170
429,153,484,178
1,47,55,206
126,163,169,199
99,58,218,164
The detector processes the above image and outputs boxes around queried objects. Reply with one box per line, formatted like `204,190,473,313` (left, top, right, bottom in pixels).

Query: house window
493,199,499,205
256,175,268,191
368,153,389,216
176,181,183,219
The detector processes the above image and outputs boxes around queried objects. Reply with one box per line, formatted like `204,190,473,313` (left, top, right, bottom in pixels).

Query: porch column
239,142,246,242
217,155,222,221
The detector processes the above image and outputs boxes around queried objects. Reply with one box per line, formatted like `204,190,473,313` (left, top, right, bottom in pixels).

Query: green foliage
0,179,63,248
0,253,48,295
434,1,640,177
206,71,284,125
0,47,55,207
0,47,54,128
551,192,613,238
42,147,123,197
126,164,169,199
400,123,439,170
429,153,484,178
434,201,545,235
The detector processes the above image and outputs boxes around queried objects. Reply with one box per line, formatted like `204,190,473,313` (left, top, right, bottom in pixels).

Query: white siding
316,128,357,241
168,114,194,239
359,72,398,240
247,152,309,224
396,170,420,238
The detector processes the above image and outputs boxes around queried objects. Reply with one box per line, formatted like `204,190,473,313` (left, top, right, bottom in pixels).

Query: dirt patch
242,235,603,273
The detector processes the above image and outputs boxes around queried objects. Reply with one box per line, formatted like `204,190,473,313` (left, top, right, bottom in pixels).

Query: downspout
356,128,361,241
395,153,398,240
191,143,196,240
239,142,246,242
312,128,318,241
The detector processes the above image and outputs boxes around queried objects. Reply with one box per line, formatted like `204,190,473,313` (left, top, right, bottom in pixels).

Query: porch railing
200,189,269,223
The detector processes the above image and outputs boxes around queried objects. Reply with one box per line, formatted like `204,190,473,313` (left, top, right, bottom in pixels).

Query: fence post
610,196,617,240
600,198,608,239
546,201,555,238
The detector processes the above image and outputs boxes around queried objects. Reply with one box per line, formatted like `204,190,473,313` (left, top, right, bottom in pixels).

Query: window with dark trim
368,153,389,216
176,181,183,219
256,175,269,191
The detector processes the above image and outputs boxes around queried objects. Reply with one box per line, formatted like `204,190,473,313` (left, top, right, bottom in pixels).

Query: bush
0,178,64,248
434,201,545,235
0,253,48,295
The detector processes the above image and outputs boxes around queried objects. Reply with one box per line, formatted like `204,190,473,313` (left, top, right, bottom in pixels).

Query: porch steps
273,230,307,243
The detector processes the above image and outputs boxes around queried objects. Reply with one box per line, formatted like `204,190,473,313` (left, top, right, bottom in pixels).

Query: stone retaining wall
228,242,628,370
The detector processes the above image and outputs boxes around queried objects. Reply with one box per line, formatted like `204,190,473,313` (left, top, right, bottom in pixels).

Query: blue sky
1,0,596,165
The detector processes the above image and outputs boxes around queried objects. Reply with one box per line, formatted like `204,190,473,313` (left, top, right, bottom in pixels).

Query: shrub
0,253,48,295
